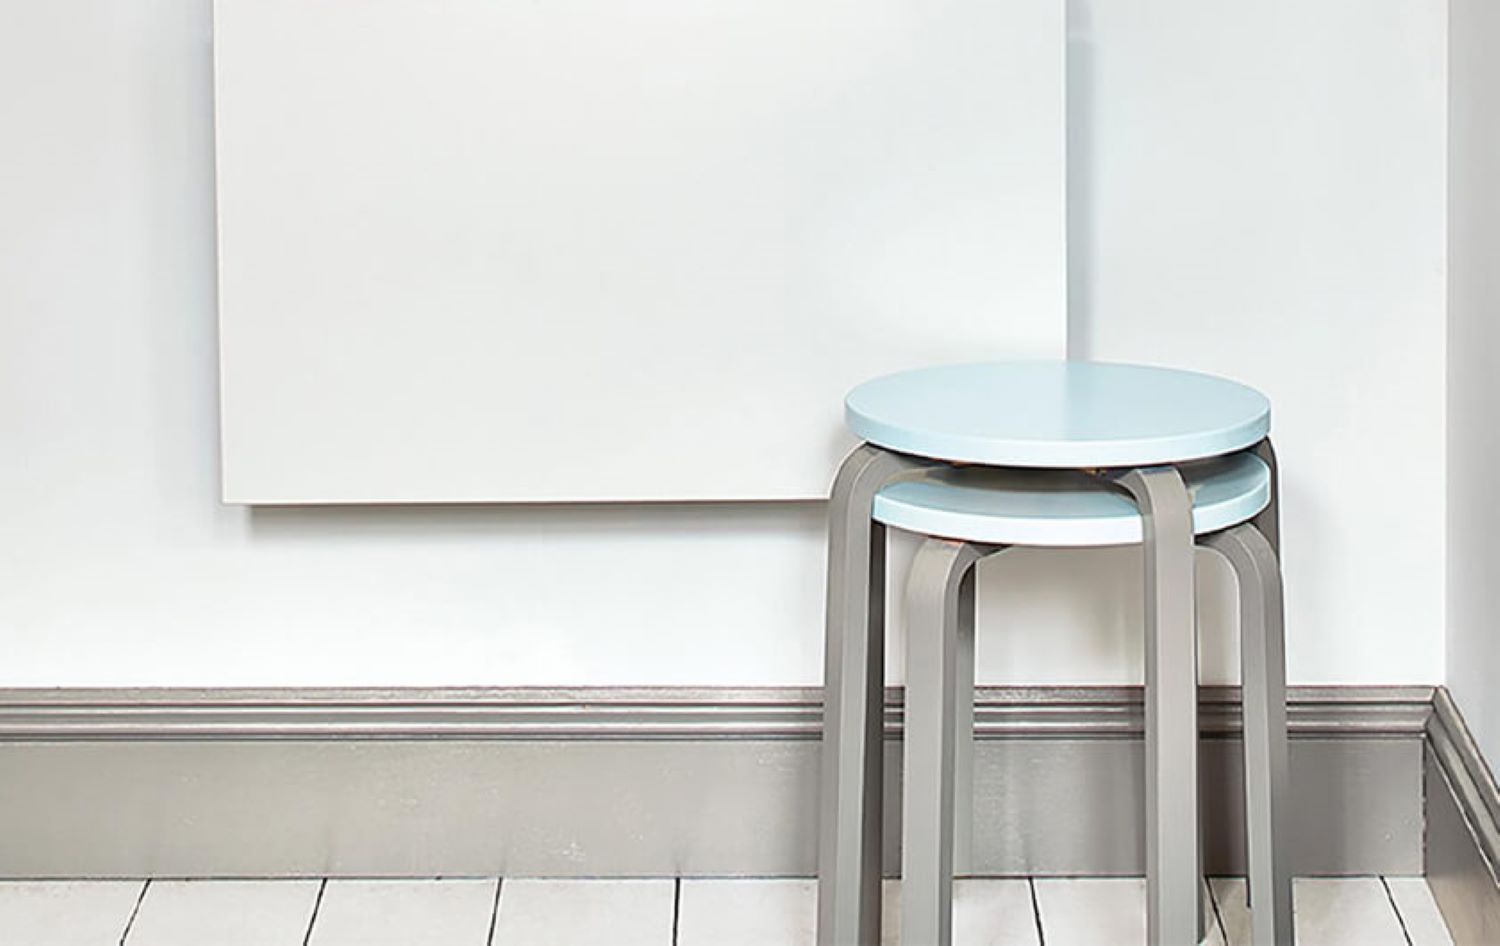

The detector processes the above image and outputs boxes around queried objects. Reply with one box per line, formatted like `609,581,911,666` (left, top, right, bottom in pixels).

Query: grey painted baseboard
1426,687,1500,944
0,685,1429,879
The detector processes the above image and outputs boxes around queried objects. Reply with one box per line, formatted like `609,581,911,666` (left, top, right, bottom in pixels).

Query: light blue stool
816,362,1290,946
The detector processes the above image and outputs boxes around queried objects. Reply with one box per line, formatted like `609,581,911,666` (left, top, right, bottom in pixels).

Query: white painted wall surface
1446,0,1500,762
1068,0,1449,685
0,0,1448,687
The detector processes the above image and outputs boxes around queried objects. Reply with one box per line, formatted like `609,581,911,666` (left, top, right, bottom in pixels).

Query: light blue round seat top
845,361,1270,468
873,452,1270,547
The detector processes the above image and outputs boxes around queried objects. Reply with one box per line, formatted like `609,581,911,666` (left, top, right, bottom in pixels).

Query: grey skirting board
0,684,1433,880
1426,687,1500,944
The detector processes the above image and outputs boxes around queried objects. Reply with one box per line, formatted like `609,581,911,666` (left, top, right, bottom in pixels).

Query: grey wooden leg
902,539,989,946
1118,467,1200,946
953,551,977,878
1205,524,1293,946
1244,436,1279,919
819,445,936,946
1251,437,1280,554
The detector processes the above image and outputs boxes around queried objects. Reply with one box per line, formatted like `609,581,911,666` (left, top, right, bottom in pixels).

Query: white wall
1069,0,1449,685
0,0,1449,688
1446,0,1500,762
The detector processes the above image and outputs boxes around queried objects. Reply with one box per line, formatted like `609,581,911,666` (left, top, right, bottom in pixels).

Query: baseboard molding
0,685,1429,879
1426,687,1500,944
0,684,1433,740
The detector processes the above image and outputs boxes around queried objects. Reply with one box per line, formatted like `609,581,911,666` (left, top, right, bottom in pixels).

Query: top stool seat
845,361,1271,468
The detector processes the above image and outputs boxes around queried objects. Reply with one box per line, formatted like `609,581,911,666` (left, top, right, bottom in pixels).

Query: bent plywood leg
1251,437,1280,555
819,444,935,946
1205,524,1293,946
953,548,1008,877
1119,467,1200,946
953,555,976,879
902,539,990,946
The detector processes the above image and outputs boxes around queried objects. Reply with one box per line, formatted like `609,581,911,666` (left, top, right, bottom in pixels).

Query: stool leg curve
952,547,1009,878
953,548,976,879
1231,436,1281,920
820,444,938,946
903,538,992,946
1245,435,1280,917
1251,437,1281,555
1117,467,1201,946
1204,524,1293,946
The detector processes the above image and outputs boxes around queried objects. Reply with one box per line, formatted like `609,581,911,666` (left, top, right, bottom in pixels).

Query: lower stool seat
873,453,1270,546
853,449,1290,946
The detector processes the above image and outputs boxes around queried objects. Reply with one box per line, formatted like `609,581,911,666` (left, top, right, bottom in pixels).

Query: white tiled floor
1032,878,1226,946
875,878,1042,946
1211,878,1425,946
0,881,145,946
677,879,817,946
306,879,497,946
1385,877,1457,946
0,875,1454,945
125,881,321,946
493,879,675,946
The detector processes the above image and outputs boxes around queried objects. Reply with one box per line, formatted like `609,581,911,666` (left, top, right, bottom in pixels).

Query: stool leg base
902,539,990,946
953,556,977,879
1206,524,1293,946
1120,467,1201,946
1251,437,1281,554
819,445,935,946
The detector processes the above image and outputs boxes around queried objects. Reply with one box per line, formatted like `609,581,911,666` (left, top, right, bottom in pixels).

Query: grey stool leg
1118,467,1200,946
1205,524,1293,946
820,445,936,946
1250,437,1280,554
953,556,976,879
902,538,991,946
953,550,1009,876
1244,435,1280,917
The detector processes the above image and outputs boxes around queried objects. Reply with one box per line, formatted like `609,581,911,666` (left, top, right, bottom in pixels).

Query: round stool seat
846,361,1270,467
873,452,1269,547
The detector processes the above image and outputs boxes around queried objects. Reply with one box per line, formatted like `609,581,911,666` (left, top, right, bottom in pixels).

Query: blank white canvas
214,0,1066,503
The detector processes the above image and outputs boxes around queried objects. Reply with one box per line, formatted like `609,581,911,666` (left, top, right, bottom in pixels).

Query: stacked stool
816,362,1291,946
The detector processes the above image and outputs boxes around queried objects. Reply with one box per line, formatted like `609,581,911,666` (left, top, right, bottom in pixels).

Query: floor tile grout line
117,879,150,946
1380,875,1416,946
300,878,327,946
486,877,503,946
1206,876,1229,945
671,876,681,946
1027,876,1046,946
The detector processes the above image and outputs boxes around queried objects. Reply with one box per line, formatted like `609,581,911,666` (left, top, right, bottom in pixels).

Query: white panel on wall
214,0,1067,504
